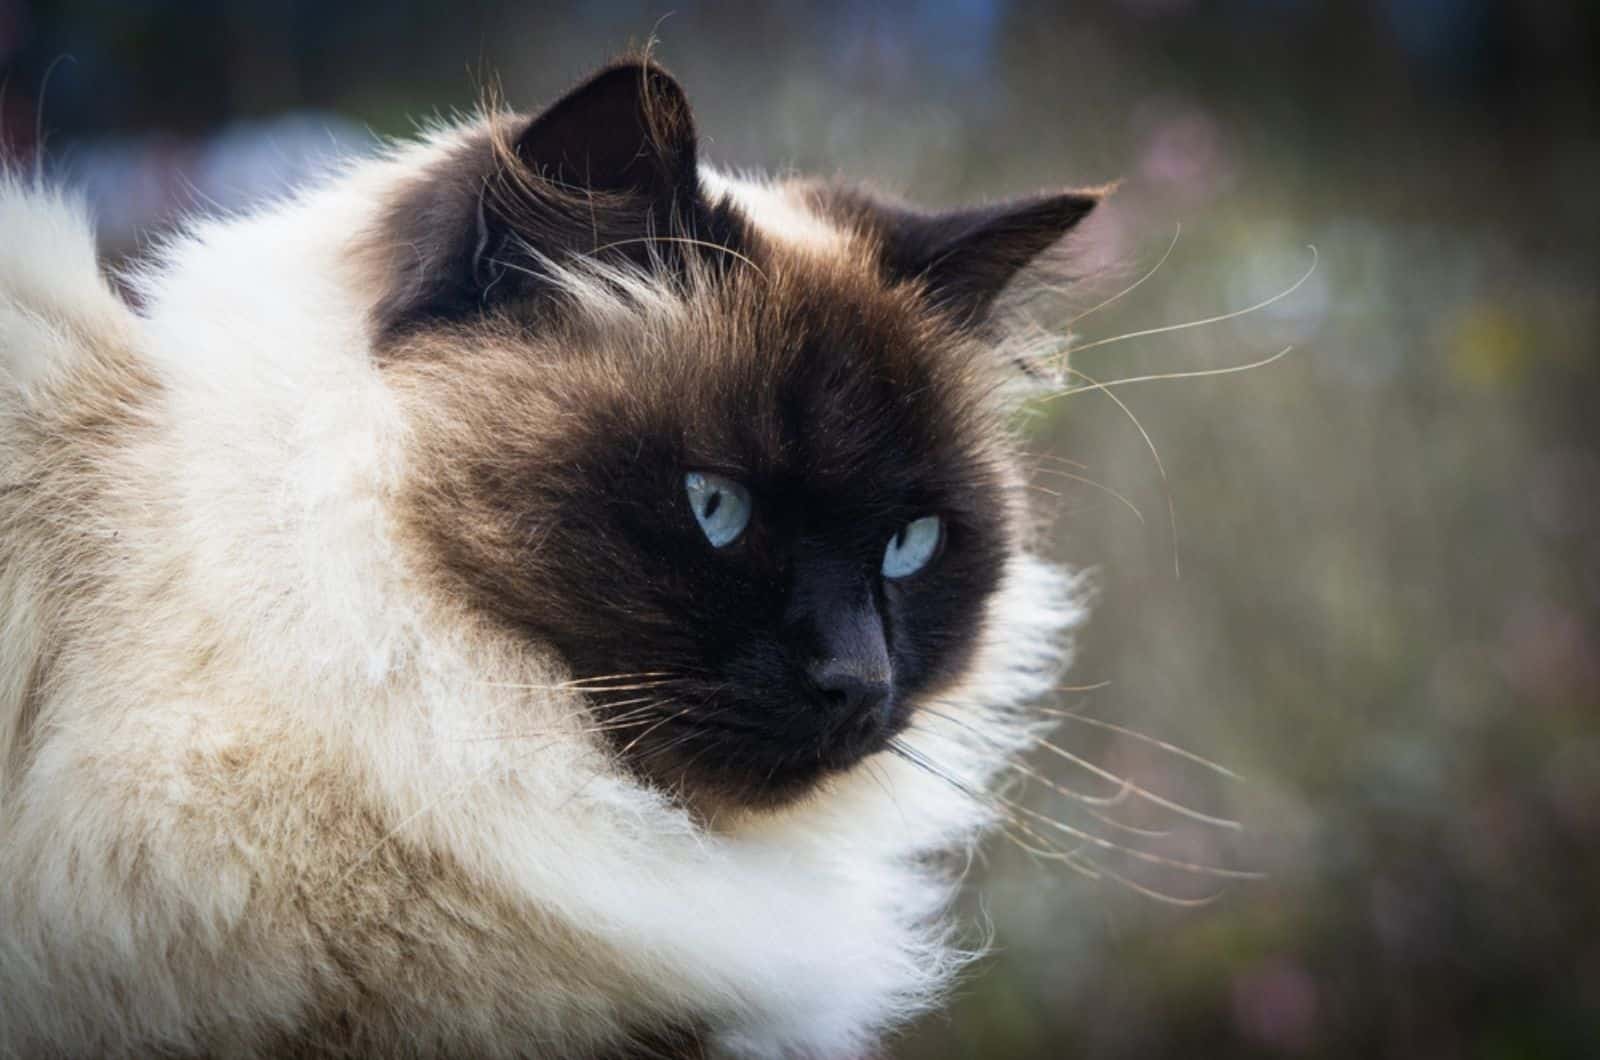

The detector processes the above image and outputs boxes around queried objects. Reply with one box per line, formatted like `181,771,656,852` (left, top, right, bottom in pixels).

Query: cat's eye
882,515,943,579
685,472,752,548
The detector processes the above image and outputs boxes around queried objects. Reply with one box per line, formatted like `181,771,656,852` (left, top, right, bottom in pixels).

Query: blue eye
685,472,752,548
882,515,943,579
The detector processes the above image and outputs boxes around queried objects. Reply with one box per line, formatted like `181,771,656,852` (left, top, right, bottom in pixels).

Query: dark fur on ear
371,59,748,340
513,60,697,198
807,186,1100,328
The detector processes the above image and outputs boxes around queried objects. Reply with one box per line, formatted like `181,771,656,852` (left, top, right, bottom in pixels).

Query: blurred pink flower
1135,100,1232,205
1499,598,1599,709
1231,957,1318,1053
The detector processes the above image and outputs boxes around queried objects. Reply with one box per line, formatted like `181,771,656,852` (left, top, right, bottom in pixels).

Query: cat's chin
637,710,904,819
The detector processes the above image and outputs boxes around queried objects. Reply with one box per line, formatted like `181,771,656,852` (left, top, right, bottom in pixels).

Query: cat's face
374,62,1094,811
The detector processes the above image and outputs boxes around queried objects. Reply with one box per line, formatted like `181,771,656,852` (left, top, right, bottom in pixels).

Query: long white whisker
1060,222,1183,328
910,710,1129,807
924,698,1241,830
1029,464,1146,526
1057,244,1317,358
887,739,1102,879
1033,706,1245,781
1061,362,1179,576
1044,345,1297,404
996,793,1260,880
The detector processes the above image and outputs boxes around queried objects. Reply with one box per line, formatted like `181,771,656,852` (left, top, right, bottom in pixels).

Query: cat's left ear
834,189,1101,328
371,59,721,340
508,60,698,208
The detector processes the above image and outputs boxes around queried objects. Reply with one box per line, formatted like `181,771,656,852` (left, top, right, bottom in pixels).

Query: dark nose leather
805,603,892,720
809,651,892,717
786,552,894,720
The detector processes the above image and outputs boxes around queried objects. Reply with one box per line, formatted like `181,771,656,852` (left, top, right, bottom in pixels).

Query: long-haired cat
0,59,1098,1058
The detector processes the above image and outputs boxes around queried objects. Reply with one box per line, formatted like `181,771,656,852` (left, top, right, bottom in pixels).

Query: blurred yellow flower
1448,303,1531,388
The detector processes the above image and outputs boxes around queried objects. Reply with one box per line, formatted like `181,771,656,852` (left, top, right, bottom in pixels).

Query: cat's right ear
805,184,1100,332
371,60,722,340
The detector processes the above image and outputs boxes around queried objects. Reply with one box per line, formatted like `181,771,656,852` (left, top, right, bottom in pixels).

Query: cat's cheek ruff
0,152,1088,1057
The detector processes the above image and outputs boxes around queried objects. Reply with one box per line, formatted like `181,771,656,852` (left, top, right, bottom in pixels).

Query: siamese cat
0,59,1098,1057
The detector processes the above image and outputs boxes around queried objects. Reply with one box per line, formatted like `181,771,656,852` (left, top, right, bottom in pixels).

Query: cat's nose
808,654,892,719
787,554,894,720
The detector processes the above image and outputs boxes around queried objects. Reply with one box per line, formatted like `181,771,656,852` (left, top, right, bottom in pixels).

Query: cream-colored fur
0,137,1085,1058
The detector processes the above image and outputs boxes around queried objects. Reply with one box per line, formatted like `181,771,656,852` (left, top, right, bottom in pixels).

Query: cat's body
0,61,1092,1058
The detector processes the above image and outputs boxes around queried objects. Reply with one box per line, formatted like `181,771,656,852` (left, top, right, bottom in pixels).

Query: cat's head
371,60,1096,812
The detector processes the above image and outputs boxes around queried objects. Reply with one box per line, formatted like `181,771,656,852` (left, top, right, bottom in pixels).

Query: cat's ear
372,59,718,339
510,60,697,200
825,189,1100,328
886,193,1099,324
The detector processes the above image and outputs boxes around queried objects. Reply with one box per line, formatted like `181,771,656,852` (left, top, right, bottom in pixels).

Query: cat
0,58,1097,1058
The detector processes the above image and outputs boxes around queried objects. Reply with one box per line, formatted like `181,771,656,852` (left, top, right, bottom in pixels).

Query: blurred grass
6,1,1597,1055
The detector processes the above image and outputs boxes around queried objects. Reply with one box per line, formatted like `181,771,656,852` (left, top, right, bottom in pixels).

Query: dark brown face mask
375,58,1095,812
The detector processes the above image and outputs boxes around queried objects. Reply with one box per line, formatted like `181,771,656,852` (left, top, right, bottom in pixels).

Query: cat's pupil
703,492,722,519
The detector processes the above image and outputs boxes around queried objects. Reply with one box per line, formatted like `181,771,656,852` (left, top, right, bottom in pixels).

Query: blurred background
3,1,1595,1056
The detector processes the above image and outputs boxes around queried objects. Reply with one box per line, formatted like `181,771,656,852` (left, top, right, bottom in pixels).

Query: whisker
1018,450,1091,471
1033,707,1245,782
892,701,1258,902
996,793,1260,880
992,749,1174,837
615,700,693,758
448,699,684,744
909,710,1192,836
1059,362,1179,576
1076,854,1233,908
863,758,906,823
1060,222,1183,329
470,671,674,688
884,737,984,802
887,739,1101,879
1007,758,1134,811
1057,244,1318,359
635,700,743,764
1079,807,1174,840
911,710,1129,806
447,713,671,744
923,698,1241,830
1028,464,1145,526
559,670,685,686
996,823,1101,879
472,677,681,694
1044,345,1297,404
1010,733,1241,830
655,707,747,780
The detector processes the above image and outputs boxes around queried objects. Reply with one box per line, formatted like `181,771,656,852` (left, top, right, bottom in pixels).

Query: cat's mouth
587,681,911,812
